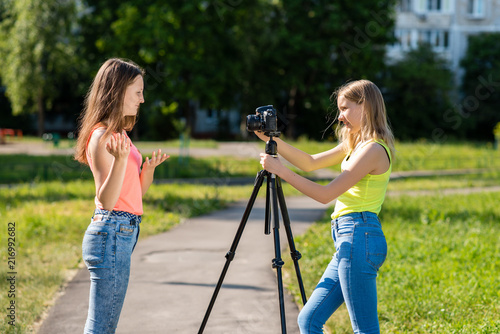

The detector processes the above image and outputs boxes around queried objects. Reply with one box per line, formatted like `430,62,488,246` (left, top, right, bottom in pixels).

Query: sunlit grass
289,138,500,172
0,180,257,333
388,170,500,192
284,191,500,333
1,139,500,333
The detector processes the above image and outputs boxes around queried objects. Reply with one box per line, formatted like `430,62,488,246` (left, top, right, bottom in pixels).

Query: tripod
198,136,307,334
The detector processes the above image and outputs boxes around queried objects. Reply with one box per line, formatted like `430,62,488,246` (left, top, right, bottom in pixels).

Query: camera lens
246,115,262,131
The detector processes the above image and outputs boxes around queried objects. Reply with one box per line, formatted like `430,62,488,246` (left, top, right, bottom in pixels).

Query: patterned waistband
94,209,142,224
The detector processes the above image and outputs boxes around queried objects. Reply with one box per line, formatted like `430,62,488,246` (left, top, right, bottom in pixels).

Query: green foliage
79,0,269,135
383,44,455,140
494,122,500,139
460,33,500,141
0,0,397,140
285,192,500,333
75,0,397,140
0,0,83,135
2,1,498,143
245,0,397,139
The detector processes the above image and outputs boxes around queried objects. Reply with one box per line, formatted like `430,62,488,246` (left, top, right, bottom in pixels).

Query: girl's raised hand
143,149,169,170
105,133,130,160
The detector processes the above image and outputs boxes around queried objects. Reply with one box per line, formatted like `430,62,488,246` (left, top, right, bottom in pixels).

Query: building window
427,0,442,11
392,29,412,50
207,108,217,119
467,0,484,18
399,0,412,12
418,30,449,50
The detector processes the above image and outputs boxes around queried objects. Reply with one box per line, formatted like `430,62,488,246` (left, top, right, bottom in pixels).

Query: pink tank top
86,125,143,215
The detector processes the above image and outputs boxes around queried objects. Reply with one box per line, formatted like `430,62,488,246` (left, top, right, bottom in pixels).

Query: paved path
38,196,329,334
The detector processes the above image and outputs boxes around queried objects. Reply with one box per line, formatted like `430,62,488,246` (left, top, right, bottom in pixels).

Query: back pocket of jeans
82,231,108,266
117,224,134,236
365,232,387,270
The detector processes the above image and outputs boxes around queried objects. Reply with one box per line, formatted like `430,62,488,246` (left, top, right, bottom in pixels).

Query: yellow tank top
331,139,392,219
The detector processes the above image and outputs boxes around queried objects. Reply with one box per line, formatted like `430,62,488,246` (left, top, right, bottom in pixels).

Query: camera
246,105,280,137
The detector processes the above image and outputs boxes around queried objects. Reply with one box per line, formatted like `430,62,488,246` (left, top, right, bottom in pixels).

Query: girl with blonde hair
75,58,169,333
257,79,394,334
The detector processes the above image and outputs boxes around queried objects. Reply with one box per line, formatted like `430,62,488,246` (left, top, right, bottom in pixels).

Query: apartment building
388,0,500,78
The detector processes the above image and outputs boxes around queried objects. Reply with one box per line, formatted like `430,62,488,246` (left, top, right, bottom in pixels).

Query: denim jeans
82,209,141,334
298,212,387,334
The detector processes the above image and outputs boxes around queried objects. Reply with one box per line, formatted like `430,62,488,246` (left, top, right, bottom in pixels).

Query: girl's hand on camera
106,133,130,161
260,153,284,176
254,131,270,142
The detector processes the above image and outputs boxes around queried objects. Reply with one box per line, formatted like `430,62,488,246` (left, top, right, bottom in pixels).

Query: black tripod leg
276,176,308,305
265,174,271,235
198,170,266,334
269,173,287,334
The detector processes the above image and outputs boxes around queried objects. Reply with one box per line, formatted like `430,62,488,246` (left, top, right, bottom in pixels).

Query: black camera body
246,105,280,137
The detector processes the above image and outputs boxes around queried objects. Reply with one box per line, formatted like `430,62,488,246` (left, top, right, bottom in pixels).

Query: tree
78,0,270,139
460,33,500,141
0,0,80,136
383,44,455,141
77,0,397,140
247,0,397,139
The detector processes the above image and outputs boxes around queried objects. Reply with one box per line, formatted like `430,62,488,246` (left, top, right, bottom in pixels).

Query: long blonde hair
75,58,144,165
332,80,395,158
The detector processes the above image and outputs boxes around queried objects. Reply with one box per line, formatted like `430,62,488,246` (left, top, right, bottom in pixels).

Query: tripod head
265,132,280,156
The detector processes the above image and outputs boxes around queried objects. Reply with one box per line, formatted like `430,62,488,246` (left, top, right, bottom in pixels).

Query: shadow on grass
0,155,260,184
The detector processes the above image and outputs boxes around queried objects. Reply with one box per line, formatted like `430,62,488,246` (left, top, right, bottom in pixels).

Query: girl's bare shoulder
88,127,109,152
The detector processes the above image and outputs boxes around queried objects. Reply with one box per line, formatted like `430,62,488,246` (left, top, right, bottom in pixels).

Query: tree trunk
286,86,298,138
183,100,194,136
37,88,45,137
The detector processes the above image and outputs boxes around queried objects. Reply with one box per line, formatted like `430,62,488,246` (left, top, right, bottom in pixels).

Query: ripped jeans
298,212,387,334
82,209,141,334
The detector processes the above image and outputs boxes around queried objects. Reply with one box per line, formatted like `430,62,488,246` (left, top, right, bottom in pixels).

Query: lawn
0,139,499,333
284,191,500,333
2,138,500,184
290,138,500,172
0,181,262,333
0,154,263,184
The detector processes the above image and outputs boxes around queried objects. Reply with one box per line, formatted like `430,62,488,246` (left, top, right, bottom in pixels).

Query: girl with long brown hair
75,58,169,333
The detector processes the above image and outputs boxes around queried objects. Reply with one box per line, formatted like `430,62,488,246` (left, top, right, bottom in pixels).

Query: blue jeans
298,212,387,334
82,209,141,334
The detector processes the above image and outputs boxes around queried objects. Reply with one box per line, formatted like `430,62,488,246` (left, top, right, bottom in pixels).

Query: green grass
2,139,500,184
0,155,263,184
0,155,92,184
0,181,259,333
388,170,500,192
1,139,500,333
284,191,500,333
289,138,500,172
392,141,500,171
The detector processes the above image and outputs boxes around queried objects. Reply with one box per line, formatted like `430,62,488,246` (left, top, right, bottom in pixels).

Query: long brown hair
331,79,395,158
75,58,144,165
